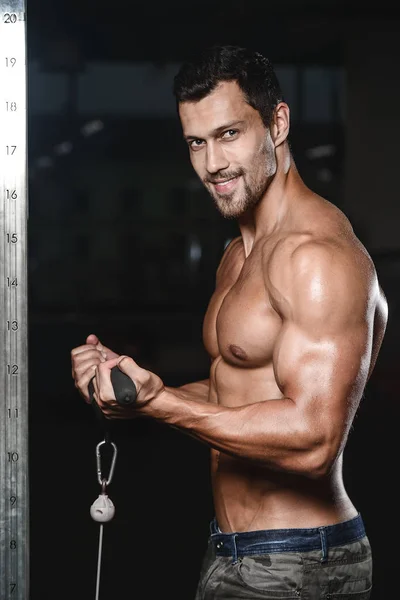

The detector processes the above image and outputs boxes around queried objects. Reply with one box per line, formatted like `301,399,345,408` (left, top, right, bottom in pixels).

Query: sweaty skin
78,81,388,534
200,221,386,532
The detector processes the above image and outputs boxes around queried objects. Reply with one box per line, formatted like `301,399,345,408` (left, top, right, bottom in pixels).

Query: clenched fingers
95,359,119,405
71,346,106,374
71,343,107,359
76,364,99,403
71,345,107,402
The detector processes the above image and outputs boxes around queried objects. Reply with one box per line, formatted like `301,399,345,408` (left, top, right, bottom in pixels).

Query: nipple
229,344,248,360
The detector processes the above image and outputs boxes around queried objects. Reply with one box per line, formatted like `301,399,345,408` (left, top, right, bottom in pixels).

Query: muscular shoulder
265,233,378,324
216,236,245,287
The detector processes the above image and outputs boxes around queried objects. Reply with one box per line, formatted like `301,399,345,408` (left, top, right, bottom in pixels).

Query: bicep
271,243,375,443
274,320,370,428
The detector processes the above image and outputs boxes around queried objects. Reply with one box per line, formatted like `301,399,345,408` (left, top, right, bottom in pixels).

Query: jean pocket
197,544,221,597
237,553,303,598
325,546,372,599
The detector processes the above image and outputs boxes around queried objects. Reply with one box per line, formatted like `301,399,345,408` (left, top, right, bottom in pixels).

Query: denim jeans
195,514,372,599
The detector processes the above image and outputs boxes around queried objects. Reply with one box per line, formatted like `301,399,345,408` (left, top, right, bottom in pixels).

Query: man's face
179,81,276,219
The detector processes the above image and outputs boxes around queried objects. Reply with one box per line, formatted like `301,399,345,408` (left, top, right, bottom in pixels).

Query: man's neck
238,152,305,257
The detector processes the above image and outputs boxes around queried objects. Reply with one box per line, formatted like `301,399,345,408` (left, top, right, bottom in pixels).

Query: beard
205,168,271,219
202,139,276,219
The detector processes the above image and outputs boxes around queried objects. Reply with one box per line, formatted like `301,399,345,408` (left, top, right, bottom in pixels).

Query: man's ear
271,102,290,147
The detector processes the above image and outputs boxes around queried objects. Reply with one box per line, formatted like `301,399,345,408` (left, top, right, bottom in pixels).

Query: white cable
95,524,104,600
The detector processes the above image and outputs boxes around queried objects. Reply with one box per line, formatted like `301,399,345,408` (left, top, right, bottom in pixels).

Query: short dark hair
173,45,284,128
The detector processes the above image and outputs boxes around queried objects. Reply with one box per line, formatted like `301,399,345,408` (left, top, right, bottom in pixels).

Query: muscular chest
203,252,281,368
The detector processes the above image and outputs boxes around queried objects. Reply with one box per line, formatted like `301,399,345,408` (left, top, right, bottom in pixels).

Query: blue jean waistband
209,514,366,557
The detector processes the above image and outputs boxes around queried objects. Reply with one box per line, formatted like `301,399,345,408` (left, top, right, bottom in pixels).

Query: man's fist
92,355,165,418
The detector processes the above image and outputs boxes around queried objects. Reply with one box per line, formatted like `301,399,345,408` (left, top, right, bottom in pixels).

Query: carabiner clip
96,440,118,487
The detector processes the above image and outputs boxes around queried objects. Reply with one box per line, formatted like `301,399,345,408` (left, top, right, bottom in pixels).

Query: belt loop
319,527,328,562
210,518,220,535
232,534,239,564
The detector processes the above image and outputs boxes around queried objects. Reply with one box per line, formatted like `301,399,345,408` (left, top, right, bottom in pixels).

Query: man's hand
71,334,120,403
92,356,165,419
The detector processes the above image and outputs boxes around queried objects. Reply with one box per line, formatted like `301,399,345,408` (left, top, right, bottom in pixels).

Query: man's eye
190,139,204,148
222,129,238,139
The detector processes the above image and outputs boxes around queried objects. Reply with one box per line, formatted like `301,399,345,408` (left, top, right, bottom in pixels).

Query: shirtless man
71,46,388,599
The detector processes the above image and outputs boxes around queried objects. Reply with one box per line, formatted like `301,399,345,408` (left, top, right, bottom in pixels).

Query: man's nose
205,143,229,175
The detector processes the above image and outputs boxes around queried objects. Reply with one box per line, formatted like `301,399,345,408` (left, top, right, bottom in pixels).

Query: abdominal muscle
209,357,358,533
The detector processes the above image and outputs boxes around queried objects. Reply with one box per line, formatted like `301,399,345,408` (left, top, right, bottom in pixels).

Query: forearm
143,389,324,475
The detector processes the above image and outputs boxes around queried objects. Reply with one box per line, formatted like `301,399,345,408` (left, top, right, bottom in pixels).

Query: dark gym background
27,2,399,598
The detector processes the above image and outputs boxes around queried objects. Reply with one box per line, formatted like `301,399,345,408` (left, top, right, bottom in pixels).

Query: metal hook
96,440,118,487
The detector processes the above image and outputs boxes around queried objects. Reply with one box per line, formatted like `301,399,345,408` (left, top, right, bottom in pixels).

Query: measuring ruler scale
0,2,29,599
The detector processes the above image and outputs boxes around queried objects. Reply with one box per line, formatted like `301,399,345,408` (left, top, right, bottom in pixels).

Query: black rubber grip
88,365,137,407
110,366,137,405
